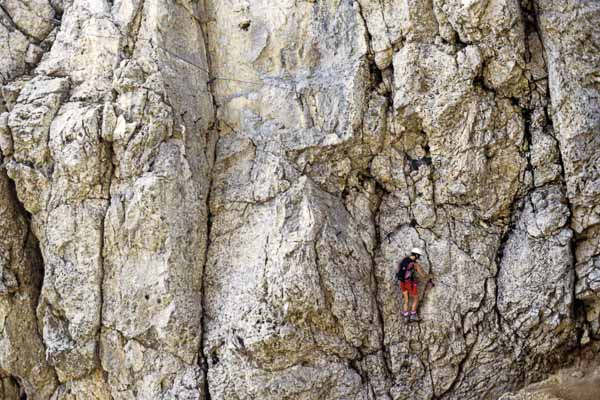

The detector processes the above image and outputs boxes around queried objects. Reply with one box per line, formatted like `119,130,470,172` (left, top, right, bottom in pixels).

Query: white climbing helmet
411,247,424,256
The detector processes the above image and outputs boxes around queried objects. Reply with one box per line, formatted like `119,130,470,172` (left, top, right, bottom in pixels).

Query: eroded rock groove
0,0,599,399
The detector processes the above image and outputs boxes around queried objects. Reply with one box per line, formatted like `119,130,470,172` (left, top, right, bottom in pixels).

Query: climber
396,248,431,322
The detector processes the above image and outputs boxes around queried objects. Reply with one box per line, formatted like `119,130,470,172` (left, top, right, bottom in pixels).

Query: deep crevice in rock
197,5,218,399
369,181,394,391
3,171,45,327
200,202,214,400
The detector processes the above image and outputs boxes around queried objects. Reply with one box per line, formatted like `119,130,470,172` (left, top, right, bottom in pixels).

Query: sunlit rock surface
0,0,598,399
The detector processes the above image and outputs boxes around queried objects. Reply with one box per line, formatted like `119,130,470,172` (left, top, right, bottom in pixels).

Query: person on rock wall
396,248,432,322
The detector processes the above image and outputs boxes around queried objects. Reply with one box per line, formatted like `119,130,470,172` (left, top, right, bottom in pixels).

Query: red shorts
400,280,418,296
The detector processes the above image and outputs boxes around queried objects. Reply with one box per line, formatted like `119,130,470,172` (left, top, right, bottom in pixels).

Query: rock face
0,0,598,399
499,361,600,400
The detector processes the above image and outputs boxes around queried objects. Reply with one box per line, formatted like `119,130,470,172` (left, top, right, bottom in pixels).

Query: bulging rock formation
0,0,598,399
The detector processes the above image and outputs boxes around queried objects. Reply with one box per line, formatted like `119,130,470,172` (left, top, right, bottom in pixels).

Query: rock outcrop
499,360,600,400
0,0,598,399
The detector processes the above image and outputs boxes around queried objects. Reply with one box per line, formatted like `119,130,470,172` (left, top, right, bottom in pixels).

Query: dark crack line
368,183,394,396
97,129,115,376
197,3,218,398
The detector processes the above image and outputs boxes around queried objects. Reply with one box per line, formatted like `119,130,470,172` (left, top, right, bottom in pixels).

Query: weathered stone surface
0,167,57,398
537,0,600,233
205,177,382,398
500,362,600,400
0,0,57,86
0,0,599,399
2,0,213,397
535,0,600,343
497,185,574,360
97,0,214,396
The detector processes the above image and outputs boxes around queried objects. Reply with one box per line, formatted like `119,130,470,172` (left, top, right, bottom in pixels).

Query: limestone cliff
0,0,598,399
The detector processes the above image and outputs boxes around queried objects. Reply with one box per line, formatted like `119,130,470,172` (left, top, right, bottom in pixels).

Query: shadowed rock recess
0,0,598,399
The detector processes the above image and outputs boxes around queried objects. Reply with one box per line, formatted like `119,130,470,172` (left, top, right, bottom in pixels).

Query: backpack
396,257,414,282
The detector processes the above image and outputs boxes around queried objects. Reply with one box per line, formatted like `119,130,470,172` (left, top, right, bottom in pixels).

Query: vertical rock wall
1,0,214,398
0,0,598,399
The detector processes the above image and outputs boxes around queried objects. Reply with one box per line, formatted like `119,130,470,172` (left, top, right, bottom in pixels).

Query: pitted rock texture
0,0,599,399
499,361,600,400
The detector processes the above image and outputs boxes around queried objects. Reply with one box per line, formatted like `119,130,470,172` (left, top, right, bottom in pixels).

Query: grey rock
0,167,58,398
536,0,600,340
0,0,599,399
497,186,575,356
1,0,56,41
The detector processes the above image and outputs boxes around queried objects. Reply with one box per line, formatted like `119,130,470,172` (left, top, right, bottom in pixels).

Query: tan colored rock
536,0,600,341
0,0,599,399
501,363,600,400
0,167,57,398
